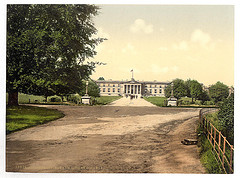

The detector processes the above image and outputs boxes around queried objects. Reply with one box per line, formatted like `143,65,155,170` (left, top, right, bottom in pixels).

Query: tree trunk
192,97,193,103
8,91,19,106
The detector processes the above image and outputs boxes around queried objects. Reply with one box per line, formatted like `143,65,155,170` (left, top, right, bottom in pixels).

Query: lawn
143,97,167,107
6,105,64,134
95,96,122,105
144,96,217,108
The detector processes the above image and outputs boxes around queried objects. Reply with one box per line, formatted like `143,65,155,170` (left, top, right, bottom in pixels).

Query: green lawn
143,97,167,107
6,105,64,134
144,96,217,108
95,96,122,105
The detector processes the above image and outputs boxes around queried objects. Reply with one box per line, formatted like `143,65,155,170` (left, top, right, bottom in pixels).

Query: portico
123,84,142,95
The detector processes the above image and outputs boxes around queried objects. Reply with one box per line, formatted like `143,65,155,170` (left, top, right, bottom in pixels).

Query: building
96,78,170,97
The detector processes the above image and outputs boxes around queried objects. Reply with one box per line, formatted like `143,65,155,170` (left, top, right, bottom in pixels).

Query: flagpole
131,69,133,79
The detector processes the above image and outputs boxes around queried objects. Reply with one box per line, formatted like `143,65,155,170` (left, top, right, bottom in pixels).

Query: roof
95,79,170,85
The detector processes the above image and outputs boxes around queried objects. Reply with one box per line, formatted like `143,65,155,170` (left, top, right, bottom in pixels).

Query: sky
90,5,234,86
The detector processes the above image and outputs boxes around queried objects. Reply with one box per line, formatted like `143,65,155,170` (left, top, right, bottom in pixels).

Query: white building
96,78,170,97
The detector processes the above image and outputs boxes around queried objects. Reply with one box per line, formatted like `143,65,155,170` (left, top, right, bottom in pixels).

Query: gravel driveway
6,104,205,173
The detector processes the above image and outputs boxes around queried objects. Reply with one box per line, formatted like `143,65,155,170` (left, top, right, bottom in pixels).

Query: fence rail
199,108,234,174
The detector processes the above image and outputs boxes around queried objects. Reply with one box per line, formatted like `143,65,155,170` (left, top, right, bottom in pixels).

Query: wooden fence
199,108,234,174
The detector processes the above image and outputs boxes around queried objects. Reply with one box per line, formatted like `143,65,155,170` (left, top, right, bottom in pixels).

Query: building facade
96,78,170,97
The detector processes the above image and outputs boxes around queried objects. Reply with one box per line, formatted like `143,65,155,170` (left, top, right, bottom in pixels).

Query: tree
209,81,229,103
98,77,105,80
185,79,203,102
164,79,187,99
218,94,234,144
79,80,100,97
7,4,105,105
199,90,210,105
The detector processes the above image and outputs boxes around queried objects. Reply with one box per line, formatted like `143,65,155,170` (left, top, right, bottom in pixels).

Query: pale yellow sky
91,5,234,86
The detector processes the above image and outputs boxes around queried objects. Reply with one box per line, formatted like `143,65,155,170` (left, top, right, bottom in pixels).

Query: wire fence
199,108,234,174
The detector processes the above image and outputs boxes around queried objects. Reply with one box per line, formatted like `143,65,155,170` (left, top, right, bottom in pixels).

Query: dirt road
6,105,205,173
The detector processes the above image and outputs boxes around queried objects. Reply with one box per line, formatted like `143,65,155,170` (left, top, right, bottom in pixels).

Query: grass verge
6,105,64,134
95,96,122,105
143,97,167,107
197,125,224,173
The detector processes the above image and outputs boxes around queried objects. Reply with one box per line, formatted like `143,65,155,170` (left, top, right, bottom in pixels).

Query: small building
96,78,170,97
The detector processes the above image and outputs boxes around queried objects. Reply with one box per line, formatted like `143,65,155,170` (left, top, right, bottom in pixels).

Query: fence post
210,124,213,144
222,136,226,169
214,128,216,149
230,145,233,173
218,131,221,158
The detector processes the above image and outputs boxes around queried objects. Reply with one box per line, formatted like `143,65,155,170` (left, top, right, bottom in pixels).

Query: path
6,105,205,173
108,97,156,107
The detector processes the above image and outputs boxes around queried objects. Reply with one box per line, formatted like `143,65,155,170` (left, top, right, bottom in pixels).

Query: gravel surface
6,104,205,173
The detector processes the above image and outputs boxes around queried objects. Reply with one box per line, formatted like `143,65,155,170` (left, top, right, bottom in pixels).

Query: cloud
122,43,137,55
130,19,153,34
172,41,189,51
190,29,211,47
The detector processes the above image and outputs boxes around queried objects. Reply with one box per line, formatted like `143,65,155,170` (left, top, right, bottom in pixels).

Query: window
113,84,115,87
103,88,105,92
108,88,110,92
113,88,115,92
155,89,157,93
160,85,162,88
108,84,110,86
103,84,105,87
159,89,162,93
155,85,157,88
150,89,152,93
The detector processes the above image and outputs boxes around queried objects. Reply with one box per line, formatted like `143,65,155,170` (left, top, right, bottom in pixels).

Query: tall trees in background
7,4,105,105
164,78,187,99
208,81,229,103
164,79,229,105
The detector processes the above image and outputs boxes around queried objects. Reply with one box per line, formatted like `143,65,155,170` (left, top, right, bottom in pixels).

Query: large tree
185,79,203,102
79,80,100,97
164,79,187,99
209,81,229,103
7,4,104,105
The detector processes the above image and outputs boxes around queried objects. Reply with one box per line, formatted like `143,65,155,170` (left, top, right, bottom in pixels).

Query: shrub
218,94,234,144
50,96,62,102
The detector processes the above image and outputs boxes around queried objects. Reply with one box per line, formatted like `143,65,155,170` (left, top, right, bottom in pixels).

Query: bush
218,94,234,144
50,96,62,102
67,94,81,104
203,100,215,105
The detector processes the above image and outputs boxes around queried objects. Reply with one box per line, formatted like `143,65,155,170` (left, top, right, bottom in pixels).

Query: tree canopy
209,81,229,103
7,4,105,105
185,79,203,102
164,79,187,99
